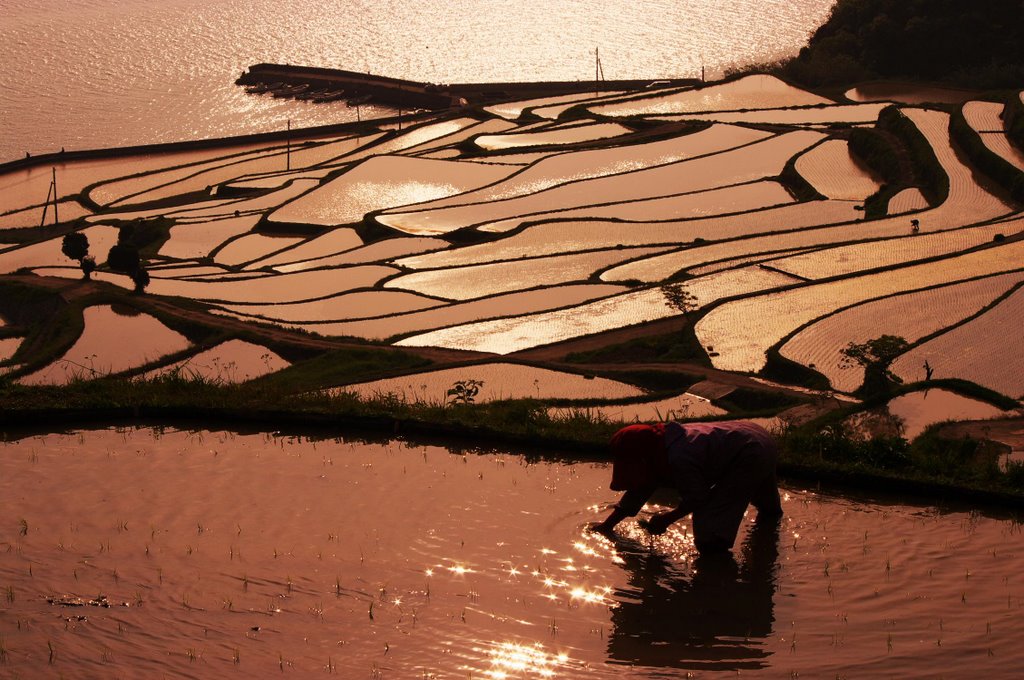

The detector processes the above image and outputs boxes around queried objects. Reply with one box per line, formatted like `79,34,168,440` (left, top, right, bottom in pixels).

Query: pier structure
237,63,699,110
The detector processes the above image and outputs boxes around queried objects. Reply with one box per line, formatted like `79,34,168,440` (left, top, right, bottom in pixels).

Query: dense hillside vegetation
779,0,1024,87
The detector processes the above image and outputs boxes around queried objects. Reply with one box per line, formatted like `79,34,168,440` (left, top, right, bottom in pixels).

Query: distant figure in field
592,421,783,553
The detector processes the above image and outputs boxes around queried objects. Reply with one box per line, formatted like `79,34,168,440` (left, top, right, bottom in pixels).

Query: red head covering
609,423,666,491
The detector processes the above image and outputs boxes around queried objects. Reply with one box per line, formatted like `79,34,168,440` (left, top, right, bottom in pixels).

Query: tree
61,232,89,262
61,232,94,280
81,256,96,281
839,335,910,395
662,282,699,320
107,244,140,275
131,267,151,294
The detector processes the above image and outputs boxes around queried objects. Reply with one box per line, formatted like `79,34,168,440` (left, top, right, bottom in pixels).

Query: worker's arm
643,504,694,535
591,485,656,535
591,506,631,535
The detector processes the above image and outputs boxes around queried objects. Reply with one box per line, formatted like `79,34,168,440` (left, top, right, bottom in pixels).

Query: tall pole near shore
52,167,59,225
286,119,291,171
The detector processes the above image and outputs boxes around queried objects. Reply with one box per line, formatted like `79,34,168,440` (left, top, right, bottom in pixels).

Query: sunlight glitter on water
1,0,836,160
4,426,1024,678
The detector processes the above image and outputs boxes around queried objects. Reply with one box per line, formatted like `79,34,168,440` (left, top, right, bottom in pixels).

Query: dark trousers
691,443,782,552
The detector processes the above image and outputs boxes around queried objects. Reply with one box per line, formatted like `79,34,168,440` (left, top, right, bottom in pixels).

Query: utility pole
40,168,58,227
52,167,59,225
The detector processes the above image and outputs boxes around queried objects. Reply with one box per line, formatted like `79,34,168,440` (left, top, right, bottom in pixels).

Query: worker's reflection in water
606,518,781,672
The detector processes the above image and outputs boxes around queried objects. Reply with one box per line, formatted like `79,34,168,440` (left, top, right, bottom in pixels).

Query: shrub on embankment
847,125,908,218
949,105,1024,203
878,105,949,204
1002,92,1024,155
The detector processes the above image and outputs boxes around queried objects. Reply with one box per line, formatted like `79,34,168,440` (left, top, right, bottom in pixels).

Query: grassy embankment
2,273,1023,506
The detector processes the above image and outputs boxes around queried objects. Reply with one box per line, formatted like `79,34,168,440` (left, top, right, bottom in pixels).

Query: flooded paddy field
2,425,1024,678
0,74,1022,453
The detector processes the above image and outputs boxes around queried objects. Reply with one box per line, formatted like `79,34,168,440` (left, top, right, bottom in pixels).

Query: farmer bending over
592,420,783,553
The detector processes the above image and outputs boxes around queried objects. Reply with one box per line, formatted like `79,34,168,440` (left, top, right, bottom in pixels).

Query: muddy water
1,426,1022,678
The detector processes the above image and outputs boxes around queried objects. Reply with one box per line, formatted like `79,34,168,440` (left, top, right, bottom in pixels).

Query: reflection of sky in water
4,429,1024,677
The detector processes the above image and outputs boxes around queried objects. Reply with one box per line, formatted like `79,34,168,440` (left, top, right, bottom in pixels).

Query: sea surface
0,0,835,163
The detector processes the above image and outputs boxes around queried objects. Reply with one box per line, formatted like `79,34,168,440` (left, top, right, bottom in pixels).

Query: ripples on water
1,0,834,161
2,426,1023,678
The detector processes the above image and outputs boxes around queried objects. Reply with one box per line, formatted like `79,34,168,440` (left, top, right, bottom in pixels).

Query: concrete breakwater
237,62,699,109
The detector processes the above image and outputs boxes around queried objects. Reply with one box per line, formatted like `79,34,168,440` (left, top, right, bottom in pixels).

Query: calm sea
0,0,835,163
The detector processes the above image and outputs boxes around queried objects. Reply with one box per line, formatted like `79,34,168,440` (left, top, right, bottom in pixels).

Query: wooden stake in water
286,119,291,171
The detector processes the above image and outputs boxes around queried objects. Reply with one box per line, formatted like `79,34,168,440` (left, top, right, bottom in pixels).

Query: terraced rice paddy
243,228,364,269
794,139,881,200
979,133,1024,170
384,247,673,301
397,267,800,355
0,199,92,229
141,339,290,383
2,74,1022,432
549,392,726,423
849,388,1011,441
844,83,975,105
780,272,1024,392
19,305,190,385
267,156,514,227
588,74,831,117
474,122,634,150
338,362,645,403
891,286,1024,398
666,102,886,125
212,233,306,266
962,101,1005,132
278,284,628,340
474,180,796,233
696,239,1024,373
0,225,119,274
0,336,20,363
215,290,444,324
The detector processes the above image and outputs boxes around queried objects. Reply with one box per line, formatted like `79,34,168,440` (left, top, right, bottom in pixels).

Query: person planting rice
592,420,783,553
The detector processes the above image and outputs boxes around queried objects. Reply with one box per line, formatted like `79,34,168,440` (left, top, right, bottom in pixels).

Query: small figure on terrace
592,420,783,553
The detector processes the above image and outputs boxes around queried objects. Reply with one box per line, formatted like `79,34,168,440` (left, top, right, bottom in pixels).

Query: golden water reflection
472,640,571,678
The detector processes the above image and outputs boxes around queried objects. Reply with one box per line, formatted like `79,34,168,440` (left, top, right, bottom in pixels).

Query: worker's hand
643,513,674,535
